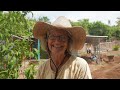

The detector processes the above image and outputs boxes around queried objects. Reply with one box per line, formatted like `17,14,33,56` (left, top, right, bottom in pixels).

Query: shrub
113,45,120,51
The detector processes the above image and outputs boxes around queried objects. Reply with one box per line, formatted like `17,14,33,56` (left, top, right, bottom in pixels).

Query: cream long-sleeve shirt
36,56,92,79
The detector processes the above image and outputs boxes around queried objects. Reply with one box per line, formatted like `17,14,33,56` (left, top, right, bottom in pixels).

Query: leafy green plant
113,45,120,51
24,64,37,79
0,56,21,79
0,11,36,79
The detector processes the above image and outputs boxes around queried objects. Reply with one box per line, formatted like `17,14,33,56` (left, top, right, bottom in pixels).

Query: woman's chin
52,49,64,54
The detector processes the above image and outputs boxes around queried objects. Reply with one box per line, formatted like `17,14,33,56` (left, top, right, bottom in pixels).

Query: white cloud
27,11,120,26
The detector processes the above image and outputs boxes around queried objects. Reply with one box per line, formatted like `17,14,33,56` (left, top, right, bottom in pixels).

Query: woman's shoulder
70,55,88,66
38,59,50,69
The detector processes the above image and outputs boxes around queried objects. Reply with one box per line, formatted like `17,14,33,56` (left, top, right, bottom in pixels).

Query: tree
111,26,120,40
38,16,51,24
0,11,35,79
78,19,91,34
89,21,110,36
70,19,91,34
116,17,120,27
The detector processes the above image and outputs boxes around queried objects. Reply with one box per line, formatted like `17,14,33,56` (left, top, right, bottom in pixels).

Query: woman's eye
60,36,65,39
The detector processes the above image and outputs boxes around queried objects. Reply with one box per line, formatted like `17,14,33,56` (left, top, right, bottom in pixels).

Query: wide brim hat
33,16,86,53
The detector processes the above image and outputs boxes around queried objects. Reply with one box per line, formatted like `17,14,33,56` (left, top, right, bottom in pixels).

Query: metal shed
86,35,108,64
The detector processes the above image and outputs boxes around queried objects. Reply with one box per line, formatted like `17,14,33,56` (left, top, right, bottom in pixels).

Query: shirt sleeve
79,63,92,79
75,58,92,79
35,62,46,79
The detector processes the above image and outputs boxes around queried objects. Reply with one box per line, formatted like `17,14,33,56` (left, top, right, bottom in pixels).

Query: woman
33,16,92,79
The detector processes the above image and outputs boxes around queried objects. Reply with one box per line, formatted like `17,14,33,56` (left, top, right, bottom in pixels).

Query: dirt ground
88,51,120,79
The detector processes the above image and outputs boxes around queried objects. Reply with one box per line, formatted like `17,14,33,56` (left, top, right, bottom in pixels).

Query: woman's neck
50,53,71,72
51,53,66,66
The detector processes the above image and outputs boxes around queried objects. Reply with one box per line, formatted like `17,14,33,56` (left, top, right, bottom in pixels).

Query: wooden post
98,38,101,64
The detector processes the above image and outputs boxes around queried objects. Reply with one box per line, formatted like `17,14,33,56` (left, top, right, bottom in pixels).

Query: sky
27,11,120,26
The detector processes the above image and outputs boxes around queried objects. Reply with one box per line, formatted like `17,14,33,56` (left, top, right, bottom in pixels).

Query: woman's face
47,30,69,55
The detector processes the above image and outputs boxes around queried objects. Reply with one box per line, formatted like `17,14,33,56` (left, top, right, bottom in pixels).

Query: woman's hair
44,30,73,58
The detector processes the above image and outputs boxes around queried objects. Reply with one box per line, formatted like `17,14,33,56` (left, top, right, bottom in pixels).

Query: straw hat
33,16,86,54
